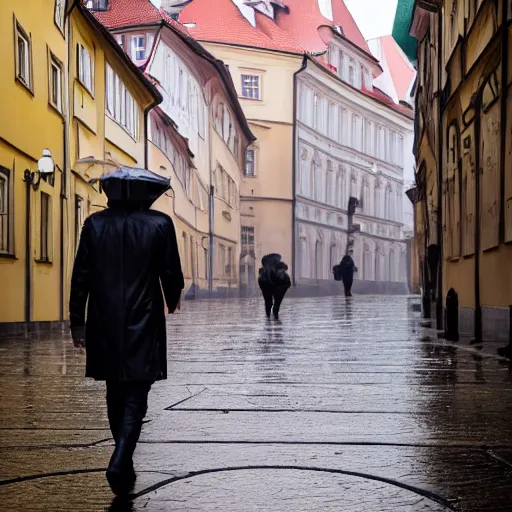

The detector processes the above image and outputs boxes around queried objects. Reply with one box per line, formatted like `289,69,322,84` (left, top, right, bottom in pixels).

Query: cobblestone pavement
1,296,512,511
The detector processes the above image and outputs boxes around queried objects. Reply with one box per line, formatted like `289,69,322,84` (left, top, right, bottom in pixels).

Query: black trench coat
69,208,184,382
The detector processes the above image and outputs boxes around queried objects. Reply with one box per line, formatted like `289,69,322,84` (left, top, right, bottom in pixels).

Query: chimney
160,0,192,19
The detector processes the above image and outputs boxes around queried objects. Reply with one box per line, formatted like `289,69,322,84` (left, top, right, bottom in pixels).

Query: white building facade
295,46,414,293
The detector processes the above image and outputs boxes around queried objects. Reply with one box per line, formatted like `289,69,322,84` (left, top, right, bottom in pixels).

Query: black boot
106,439,136,495
498,345,512,360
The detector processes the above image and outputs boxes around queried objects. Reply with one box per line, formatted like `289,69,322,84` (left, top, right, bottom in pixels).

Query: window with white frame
241,75,260,99
338,107,345,143
15,22,32,90
40,192,51,262
86,0,108,9
398,135,404,167
49,53,63,112
364,68,372,89
245,149,255,177
131,35,146,61
365,120,373,155
54,0,66,31
338,51,345,81
78,43,93,93
314,93,321,131
115,34,126,51
0,168,11,255
348,58,356,86
105,63,139,139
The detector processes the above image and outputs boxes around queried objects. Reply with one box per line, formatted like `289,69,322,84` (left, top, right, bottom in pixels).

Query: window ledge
76,78,95,100
49,102,64,119
35,258,53,265
0,253,17,260
16,76,34,97
239,96,262,102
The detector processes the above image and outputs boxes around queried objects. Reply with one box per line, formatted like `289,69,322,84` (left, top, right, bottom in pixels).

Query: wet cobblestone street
1,296,512,511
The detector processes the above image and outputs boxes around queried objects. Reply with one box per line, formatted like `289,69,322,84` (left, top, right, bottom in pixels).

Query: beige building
91,0,254,297
179,0,304,292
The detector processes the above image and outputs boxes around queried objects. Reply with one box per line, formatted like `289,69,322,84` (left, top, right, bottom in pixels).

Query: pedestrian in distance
69,167,184,497
333,253,357,297
258,253,291,320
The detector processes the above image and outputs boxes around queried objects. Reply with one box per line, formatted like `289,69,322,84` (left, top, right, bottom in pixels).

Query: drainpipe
24,178,31,324
436,11,444,331
473,93,482,342
208,185,214,293
499,0,509,242
291,54,308,287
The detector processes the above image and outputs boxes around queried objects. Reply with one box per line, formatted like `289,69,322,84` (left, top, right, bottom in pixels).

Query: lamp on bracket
23,149,55,190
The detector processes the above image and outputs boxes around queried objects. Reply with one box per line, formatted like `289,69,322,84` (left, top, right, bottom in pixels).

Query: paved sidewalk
1,296,512,511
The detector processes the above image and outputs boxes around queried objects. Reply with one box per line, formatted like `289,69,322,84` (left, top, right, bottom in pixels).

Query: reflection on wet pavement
1,296,512,510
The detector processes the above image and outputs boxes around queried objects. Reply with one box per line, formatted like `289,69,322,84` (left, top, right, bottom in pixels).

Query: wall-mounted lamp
24,149,55,190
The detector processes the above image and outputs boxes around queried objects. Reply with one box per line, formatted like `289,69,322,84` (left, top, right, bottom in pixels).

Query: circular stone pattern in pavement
134,468,452,511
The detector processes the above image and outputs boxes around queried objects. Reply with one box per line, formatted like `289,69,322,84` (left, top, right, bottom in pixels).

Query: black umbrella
91,166,171,209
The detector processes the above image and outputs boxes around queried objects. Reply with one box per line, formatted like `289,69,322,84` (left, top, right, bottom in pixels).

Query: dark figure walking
338,254,357,297
258,253,291,320
70,168,184,496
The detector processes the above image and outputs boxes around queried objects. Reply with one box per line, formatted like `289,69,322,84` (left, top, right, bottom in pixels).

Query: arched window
299,148,308,196
363,243,372,280
389,247,396,282
315,240,323,280
299,238,308,278
374,178,381,218
329,243,337,271
326,161,334,205
446,121,461,257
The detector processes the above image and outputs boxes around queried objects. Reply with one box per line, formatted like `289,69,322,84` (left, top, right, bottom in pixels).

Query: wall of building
203,43,301,284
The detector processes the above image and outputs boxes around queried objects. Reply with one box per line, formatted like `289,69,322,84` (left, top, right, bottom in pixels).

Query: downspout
499,0,509,242
291,54,308,287
436,10,444,330
24,176,31,325
473,92,482,342
60,12,72,323
208,121,214,294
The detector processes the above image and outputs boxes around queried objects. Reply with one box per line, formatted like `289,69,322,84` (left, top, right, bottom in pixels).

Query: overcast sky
150,0,398,41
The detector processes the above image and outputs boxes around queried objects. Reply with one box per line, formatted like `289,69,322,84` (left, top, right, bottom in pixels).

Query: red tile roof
376,35,416,103
91,0,189,36
275,0,369,54
179,0,304,54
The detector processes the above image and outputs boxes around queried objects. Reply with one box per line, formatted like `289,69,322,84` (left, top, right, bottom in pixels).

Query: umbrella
90,166,171,209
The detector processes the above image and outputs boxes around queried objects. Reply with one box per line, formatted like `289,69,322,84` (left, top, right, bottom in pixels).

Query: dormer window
318,0,333,21
131,35,146,61
86,0,108,10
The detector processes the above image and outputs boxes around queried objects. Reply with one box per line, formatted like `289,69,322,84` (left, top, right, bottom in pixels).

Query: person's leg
107,381,153,494
272,287,288,320
259,282,274,318
346,277,353,297
106,381,125,445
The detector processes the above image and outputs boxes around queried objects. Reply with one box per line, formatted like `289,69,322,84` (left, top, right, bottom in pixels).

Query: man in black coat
258,253,291,320
339,254,357,297
70,176,184,495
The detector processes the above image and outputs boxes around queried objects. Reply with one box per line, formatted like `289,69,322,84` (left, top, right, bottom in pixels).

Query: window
75,196,84,252
241,226,255,249
55,0,66,31
115,34,126,50
241,75,260,99
15,22,32,90
245,149,255,176
78,44,93,93
364,68,372,89
86,0,108,9
219,244,226,276
348,59,356,86
106,63,139,139
0,169,12,255
40,193,51,262
49,53,63,112
131,35,146,61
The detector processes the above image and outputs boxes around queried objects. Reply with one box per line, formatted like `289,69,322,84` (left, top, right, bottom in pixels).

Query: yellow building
402,0,512,341
0,0,160,332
